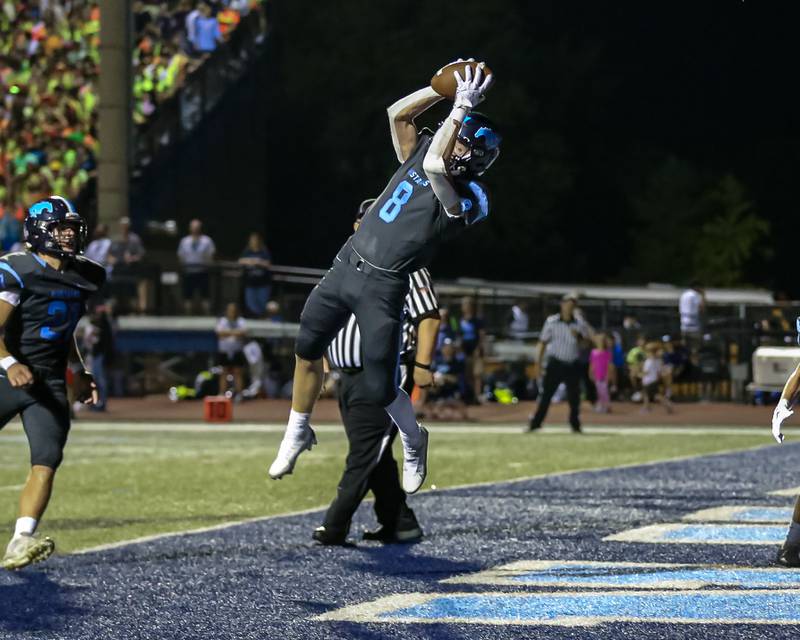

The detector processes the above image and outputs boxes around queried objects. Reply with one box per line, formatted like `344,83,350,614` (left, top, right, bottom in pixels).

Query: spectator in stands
642,342,673,413
589,333,614,413
85,223,112,267
436,306,458,350
83,304,114,412
429,338,468,420
177,218,216,315
679,280,706,347
238,231,272,318
265,299,283,323
216,302,247,399
661,335,688,400
108,217,148,313
459,296,486,403
626,334,647,401
508,301,530,340
192,2,224,55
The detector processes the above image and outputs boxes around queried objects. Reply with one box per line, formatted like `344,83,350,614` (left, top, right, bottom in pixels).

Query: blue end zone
380,592,800,624
509,564,800,588
660,525,785,543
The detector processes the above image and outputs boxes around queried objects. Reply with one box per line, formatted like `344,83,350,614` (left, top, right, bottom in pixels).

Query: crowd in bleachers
1,0,100,249
1,0,267,246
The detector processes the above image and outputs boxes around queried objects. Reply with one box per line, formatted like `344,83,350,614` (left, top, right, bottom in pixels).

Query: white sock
786,520,800,546
14,517,37,539
285,409,310,437
385,390,421,445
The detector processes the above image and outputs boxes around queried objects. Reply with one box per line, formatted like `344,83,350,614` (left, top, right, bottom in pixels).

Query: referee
527,293,593,433
313,200,441,545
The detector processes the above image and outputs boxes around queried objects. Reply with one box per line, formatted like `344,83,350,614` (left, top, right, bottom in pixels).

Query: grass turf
0,424,771,553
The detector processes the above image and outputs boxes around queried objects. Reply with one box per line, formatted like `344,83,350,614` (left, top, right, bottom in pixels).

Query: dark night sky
259,1,800,293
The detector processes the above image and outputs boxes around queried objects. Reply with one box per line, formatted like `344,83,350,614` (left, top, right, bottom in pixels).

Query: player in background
0,197,104,570
313,199,440,545
771,317,800,566
269,60,499,494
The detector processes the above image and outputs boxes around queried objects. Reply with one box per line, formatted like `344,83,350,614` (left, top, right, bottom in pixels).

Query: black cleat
526,416,542,433
362,525,424,544
312,526,348,546
777,543,800,567
571,424,583,434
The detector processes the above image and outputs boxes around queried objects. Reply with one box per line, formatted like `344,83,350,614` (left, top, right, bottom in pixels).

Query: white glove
454,63,493,110
772,398,793,443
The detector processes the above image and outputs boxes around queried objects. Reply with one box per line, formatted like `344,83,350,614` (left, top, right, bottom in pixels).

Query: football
430,60,493,100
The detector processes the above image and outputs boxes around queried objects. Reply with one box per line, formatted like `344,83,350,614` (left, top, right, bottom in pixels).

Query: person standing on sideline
238,232,272,318
679,280,706,350
459,296,485,403
527,293,593,433
589,333,613,413
216,302,247,399
177,219,216,315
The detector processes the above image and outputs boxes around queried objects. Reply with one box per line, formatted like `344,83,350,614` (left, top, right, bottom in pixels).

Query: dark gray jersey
0,252,106,373
351,132,467,272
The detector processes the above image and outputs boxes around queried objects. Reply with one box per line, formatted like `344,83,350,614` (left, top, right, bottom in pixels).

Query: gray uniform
296,135,481,407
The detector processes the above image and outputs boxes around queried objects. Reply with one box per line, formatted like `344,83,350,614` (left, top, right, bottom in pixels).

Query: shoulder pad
456,180,490,225
0,252,40,287
74,255,107,286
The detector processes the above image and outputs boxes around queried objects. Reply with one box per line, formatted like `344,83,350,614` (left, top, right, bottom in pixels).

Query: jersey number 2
41,301,82,341
378,180,413,223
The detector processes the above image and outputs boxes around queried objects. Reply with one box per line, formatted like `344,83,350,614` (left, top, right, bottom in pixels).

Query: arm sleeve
404,268,441,323
422,105,469,215
387,86,445,163
0,259,24,307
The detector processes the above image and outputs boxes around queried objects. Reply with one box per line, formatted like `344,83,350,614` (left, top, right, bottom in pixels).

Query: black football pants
530,358,582,430
0,374,70,469
322,369,417,535
295,241,409,406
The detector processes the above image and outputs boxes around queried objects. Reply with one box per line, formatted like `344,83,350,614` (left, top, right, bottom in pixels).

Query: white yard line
0,484,23,492
0,420,779,437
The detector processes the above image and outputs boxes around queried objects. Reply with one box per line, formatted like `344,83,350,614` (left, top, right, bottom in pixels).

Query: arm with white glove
422,63,493,216
772,362,800,443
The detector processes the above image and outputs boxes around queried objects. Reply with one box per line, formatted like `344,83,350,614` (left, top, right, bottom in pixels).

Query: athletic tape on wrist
0,355,18,370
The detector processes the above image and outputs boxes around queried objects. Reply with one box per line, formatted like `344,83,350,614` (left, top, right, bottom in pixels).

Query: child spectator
589,333,614,413
429,338,468,420
626,335,647,401
642,342,673,413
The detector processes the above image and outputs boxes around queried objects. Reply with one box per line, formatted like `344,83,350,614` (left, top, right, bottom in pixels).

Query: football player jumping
0,197,105,570
269,60,500,493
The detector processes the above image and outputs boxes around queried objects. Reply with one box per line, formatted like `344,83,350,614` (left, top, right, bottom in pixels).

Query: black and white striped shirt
326,268,439,370
540,312,592,363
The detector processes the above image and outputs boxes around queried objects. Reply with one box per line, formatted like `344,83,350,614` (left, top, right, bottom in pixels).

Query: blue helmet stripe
0,262,24,288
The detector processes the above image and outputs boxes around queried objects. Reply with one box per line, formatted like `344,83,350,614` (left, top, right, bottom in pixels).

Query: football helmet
24,196,87,258
450,113,501,177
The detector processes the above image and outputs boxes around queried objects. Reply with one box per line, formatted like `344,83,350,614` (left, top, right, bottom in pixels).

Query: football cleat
363,525,424,544
312,526,348,546
776,542,800,568
401,426,428,494
2,534,55,570
268,424,317,479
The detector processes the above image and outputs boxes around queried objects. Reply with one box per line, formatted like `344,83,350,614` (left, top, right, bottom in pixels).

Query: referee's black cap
356,198,376,221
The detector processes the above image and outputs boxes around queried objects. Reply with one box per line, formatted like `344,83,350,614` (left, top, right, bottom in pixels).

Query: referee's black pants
530,358,582,430
322,369,418,535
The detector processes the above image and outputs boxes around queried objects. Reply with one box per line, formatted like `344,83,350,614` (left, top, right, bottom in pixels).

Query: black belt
337,367,363,374
340,246,402,276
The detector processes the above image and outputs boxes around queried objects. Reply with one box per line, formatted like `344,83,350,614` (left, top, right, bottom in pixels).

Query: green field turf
0,423,772,553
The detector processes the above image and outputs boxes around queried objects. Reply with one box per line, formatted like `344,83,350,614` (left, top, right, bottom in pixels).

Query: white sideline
63,421,790,437
72,440,776,556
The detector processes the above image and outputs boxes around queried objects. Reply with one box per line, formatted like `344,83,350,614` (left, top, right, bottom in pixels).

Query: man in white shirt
177,219,216,315
679,280,706,337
